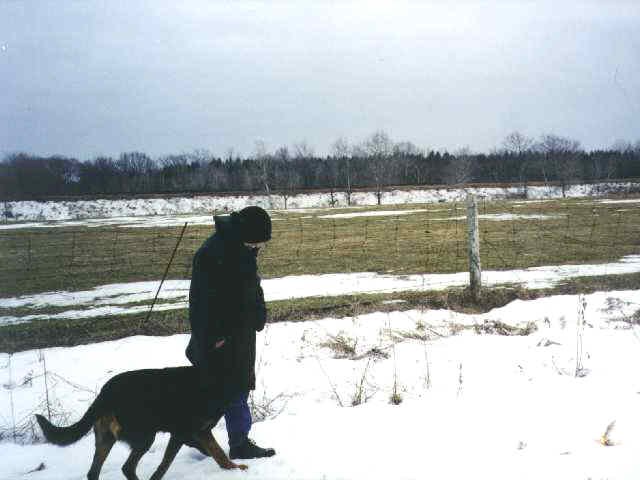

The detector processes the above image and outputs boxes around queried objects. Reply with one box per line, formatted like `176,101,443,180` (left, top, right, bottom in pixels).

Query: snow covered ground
0,209,572,230
1,290,639,479
0,214,218,230
3,182,639,224
598,199,640,204
318,210,563,221
1,255,640,326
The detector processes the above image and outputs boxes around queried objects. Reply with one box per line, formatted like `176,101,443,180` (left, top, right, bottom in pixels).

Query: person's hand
214,339,226,349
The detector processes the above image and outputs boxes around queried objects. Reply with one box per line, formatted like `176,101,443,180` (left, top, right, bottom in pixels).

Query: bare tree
444,147,474,185
394,141,426,185
292,141,315,160
363,130,394,205
612,139,634,153
503,131,534,195
503,131,533,156
254,140,273,201
186,149,216,191
536,134,582,196
117,152,155,193
330,137,352,205
202,160,229,192
291,140,316,189
274,145,301,209
159,154,190,191
85,156,120,193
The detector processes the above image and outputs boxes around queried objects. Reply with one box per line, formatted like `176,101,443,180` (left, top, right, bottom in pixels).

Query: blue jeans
224,392,252,447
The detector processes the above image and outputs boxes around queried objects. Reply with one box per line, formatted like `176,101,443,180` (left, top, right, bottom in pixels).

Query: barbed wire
0,205,638,298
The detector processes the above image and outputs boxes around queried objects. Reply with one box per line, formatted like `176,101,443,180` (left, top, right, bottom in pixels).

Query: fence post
466,194,481,299
331,218,336,255
27,235,32,270
69,231,77,268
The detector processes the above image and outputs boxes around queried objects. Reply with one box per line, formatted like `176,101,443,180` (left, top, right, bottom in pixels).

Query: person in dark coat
186,205,276,459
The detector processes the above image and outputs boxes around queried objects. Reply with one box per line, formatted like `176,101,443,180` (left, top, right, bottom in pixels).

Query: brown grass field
2,197,639,296
1,195,639,352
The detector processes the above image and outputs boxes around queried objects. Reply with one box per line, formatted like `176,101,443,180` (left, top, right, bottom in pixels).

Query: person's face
244,241,267,254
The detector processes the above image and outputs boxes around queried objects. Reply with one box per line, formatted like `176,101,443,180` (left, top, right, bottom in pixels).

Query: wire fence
1,199,639,298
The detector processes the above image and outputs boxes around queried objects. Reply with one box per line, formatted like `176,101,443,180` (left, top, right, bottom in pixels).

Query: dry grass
472,320,537,336
600,420,616,447
1,196,639,297
320,333,358,359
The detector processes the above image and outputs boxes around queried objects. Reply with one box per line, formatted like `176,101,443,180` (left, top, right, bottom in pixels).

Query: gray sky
1,0,639,158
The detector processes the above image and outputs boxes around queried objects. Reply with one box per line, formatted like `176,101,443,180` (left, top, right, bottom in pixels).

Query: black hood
215,209,271,244
213,214,242,244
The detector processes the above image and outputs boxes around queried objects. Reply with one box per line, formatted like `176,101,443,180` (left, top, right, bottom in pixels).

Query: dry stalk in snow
249,390,291,422
600,420,616,446
321,332,358,359
473,320,537,336
351,357,377,406
385,313,403,405
575,295,588,377
316,357,344,407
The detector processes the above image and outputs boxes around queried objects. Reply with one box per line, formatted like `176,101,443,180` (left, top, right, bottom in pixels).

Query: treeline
2,131,640,201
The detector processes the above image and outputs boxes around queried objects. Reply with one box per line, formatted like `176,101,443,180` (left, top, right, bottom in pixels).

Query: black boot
229,438,276,459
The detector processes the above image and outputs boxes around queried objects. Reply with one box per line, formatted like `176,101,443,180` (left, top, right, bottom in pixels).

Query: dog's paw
222,461,249,471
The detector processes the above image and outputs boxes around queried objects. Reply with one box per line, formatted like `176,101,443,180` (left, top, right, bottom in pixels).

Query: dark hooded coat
186,214,267,397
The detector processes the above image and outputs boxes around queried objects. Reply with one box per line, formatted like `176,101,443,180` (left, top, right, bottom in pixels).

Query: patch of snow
479,213,565,221
429,213,563,222
598,199,640,204
0,215,217,230
2,255,640,325
512,199,555,205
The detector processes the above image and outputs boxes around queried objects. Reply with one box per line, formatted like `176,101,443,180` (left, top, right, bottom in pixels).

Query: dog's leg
148,435,182,480
87,418,116,480
121,435,154,480
195,430,248,471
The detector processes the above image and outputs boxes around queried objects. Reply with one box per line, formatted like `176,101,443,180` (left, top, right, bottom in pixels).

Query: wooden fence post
466,194,481,299
27,235,32,270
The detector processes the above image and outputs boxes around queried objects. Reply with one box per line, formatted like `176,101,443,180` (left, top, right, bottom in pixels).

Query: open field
2,196,640,298
1,195,639,352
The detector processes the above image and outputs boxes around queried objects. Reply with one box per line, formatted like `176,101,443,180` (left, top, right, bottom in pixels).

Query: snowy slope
4,182,639,223
1,290,639,479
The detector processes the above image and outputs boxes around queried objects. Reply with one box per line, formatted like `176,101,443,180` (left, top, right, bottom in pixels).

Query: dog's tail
36,395,104,446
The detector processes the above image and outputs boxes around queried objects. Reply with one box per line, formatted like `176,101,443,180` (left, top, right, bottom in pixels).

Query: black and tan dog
36,366,247,480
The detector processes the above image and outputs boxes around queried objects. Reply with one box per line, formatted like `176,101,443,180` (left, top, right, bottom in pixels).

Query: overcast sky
1,0,639,159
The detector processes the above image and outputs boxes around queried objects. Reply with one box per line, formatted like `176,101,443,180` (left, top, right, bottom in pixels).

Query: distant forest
2,131,640,202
